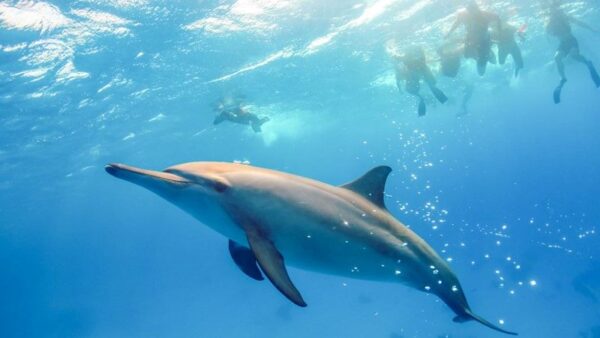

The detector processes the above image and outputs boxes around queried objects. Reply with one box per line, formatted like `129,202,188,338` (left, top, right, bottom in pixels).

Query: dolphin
105,162,517,335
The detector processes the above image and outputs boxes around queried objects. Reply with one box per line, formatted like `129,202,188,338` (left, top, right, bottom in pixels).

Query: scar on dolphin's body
105,162,517,335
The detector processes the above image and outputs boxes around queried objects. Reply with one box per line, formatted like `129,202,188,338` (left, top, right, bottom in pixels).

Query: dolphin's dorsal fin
246,228,307,307
228,240,264,281
341,166,392,209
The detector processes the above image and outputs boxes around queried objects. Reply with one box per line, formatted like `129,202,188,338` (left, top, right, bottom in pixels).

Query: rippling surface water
1,1,599,337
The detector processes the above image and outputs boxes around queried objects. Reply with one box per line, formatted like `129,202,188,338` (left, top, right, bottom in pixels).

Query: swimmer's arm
569,16,598,33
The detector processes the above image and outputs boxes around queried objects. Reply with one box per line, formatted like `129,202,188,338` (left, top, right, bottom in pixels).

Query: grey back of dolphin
105,162,517,335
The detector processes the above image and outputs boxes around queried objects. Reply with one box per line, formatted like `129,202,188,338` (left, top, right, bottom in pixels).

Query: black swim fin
251,124,262,133
454,309,518,336
431,87,448,104
553,79,566,104
213,114,225,125
588,62,600,88
259,117,270,126
251,117,269,133
418,98,426,116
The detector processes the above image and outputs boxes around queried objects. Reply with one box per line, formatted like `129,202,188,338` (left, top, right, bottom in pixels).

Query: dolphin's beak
105,163,191,186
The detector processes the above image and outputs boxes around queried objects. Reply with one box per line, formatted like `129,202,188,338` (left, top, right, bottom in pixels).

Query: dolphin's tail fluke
454,309,518,336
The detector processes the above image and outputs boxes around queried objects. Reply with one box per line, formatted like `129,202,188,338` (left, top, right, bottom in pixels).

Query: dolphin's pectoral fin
228,240,264,281
246,230,307,307
341,166,392,209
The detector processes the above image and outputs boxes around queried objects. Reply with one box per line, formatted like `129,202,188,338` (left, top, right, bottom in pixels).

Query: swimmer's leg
572,48,600,88
553,50,568,104
423,68,448,104
553,79,567,104
498,46,508,65
555,50,567,81
406,79,425,116
477,58,487,76
480,38,495,74
511,44,524,77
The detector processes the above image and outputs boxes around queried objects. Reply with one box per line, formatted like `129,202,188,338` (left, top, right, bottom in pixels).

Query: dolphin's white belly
183,200,248,245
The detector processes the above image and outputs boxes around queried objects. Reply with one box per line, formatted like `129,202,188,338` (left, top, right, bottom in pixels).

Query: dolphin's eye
213,180,229,193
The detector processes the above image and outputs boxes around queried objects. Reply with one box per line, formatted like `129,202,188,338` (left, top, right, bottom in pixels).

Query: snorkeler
445,1,501,76
213,100,270,133
493,20,525,77
546,0,600,104
394,46,448,116
436,41,476,117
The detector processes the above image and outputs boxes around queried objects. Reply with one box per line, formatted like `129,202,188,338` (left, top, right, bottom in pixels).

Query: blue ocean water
1,0,599,337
